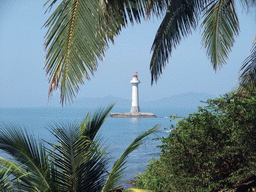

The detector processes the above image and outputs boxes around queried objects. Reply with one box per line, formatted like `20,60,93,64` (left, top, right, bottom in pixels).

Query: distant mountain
140,92,217,108
72,92,217,109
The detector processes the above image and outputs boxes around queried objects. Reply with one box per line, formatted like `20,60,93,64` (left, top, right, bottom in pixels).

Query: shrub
136,91,256,191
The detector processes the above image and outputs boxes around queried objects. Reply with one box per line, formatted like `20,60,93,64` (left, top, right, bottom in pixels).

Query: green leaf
44,0,109,105
150,0,206,84
102,125,159,192
240,42,256,87
0,123,51,191
201,0,239,70
46,104,114,191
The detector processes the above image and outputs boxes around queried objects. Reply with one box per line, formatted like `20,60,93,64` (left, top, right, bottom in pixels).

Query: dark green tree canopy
136,91,256,191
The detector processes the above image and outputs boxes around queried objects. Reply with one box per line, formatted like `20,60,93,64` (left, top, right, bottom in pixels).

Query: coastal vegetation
135,89,256,191
0,104,157,191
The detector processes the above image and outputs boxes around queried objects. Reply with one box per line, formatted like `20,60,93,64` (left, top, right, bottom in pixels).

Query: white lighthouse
130,71,140,114
109,71,156,118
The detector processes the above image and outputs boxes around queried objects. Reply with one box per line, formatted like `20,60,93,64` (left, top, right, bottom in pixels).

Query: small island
109,113,156,118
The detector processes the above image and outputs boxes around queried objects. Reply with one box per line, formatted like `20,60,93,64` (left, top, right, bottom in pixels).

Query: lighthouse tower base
109,112,156,118
130,106,140,114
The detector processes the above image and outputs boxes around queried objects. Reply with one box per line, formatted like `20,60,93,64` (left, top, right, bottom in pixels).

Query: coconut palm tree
44,0,256,105
0,104,158,191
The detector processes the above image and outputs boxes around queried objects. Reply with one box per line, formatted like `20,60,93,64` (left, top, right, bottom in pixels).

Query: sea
0,107,198,189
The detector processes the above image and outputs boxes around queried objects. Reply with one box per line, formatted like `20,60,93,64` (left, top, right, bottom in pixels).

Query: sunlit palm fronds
201,0,239,70
47,123,107,191
0,158,32,191
0,163,14,191
0,104,157,191
80,103,114,139
0,105,115,191
44,0,176,105
150,0,207,84
44,0,109,106
0,123,51,191
46,104,114,191
44,0,256,103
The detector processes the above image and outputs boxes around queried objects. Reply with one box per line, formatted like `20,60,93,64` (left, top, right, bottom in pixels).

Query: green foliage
44,0,169,105
44,0,108,105
136,91,256,191
135,158,174,191
0,164,14,191
0,104,158,191
202,0,239,69
240,42,256,87
44,0,256,104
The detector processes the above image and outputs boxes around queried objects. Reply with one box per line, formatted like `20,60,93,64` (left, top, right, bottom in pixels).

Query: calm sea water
0,107,197,189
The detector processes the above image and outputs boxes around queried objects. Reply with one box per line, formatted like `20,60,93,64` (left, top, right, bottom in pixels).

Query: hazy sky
1,0,256,107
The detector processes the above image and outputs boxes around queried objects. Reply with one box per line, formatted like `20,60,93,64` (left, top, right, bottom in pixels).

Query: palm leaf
0,123,51,191
0,158,32,191
44,0,109,105
46,104,114,191
150,0,207,84
76,150,108,191
100,0,145,41
0,163,14,191
239,42,256,87
239,0,256,10
44,0,175,105
102,125,159,192
201,0,239,70
80,103,115,140
47,123,108,191
143,0,171,19
100,0,173,42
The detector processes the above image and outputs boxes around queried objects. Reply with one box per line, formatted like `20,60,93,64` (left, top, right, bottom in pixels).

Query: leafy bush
136,91,256,191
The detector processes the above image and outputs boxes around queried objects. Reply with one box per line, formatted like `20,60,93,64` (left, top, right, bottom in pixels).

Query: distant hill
141,92,217,108
72,92,217,109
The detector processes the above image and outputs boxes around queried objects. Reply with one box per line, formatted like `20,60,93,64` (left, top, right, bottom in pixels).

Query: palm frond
0,163,14,191
77,151,108,191
239,0,256,11
47,123,90,191
201,0,239,70
143,0,171,19
80,103,115,140
44,0,176,105
44,0,58,12
239,42,256,87
101,0,145,38
150,0,207,84
102,125,159,192
47,104,114,191
0,158,32,191
44,0,109,106
102,0,171,34
0,123,51,191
